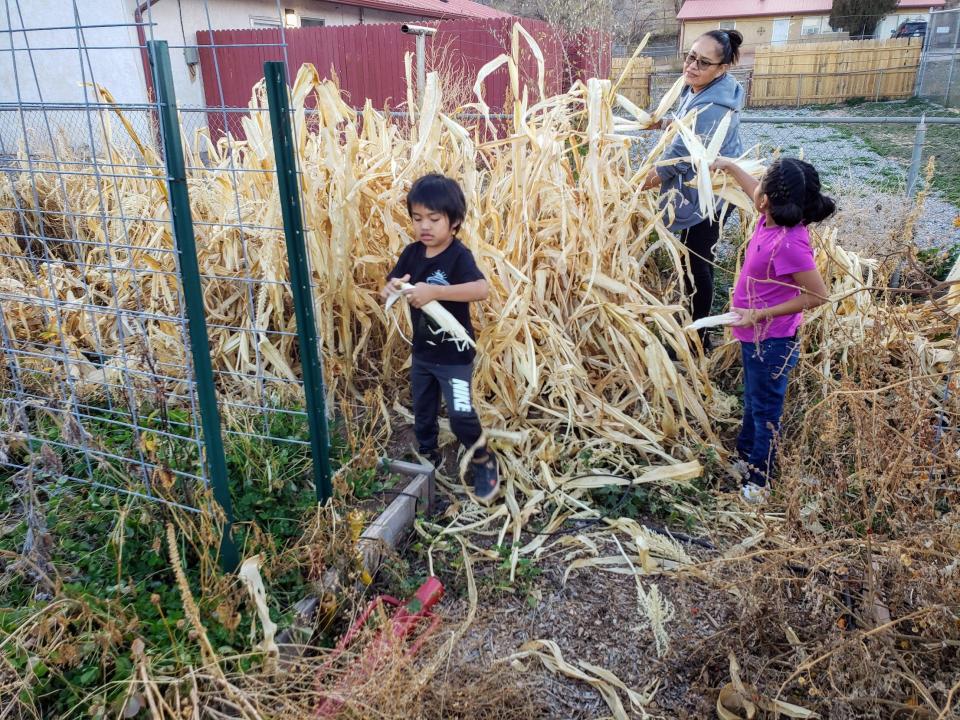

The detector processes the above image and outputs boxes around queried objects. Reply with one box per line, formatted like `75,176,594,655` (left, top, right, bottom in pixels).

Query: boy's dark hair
701,29,743,65
406,174,467,233
760,157,836,228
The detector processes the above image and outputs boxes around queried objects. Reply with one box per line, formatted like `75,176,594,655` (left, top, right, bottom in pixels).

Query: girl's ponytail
803,193,835,224
761,157,836,227
770,201,804,228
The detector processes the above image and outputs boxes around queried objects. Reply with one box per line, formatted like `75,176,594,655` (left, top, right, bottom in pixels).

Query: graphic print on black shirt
387,238,485,365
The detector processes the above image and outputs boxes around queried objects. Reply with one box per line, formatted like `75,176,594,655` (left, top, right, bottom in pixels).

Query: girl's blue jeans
737,336,800,487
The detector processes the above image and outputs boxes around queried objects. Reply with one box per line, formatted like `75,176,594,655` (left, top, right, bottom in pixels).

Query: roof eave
678,0,945,22
327,0,510,19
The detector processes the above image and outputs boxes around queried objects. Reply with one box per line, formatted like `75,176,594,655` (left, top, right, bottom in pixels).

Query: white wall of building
0,0,144,105
142,0,426,107
0,0,433,152
0,0,145,153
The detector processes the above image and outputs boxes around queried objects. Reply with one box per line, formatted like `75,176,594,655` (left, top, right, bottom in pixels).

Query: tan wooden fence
750,38,923,106
611,55,655,107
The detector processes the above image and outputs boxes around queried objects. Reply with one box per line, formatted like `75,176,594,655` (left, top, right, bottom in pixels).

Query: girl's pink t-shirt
731,215,817,343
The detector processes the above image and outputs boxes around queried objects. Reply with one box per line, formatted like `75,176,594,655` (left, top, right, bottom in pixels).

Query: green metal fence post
148,40,239,572
263,61,334,504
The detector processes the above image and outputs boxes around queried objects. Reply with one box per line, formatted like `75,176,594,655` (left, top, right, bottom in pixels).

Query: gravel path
630,113,960,254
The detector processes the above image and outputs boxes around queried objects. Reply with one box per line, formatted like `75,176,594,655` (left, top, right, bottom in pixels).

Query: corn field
1,18,959,720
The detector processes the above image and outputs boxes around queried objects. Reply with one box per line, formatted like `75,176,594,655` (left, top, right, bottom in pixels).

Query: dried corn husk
384,282,476,349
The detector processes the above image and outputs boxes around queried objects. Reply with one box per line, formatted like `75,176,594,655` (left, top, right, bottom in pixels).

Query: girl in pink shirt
709,157,835,503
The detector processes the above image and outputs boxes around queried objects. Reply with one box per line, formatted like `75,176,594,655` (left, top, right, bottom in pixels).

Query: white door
772,18,791,45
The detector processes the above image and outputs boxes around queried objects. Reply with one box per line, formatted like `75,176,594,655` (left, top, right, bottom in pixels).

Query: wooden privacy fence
750,38,923,106
612,38,922,109
611,55,654,107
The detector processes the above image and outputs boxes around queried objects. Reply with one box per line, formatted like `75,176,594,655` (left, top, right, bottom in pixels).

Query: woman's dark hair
701,29,743,65
406,174,467,232
760,157,836,227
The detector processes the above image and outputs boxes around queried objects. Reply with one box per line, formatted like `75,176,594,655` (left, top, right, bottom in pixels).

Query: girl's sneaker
741,482,769,505
470,455,500,504
731,459,751,482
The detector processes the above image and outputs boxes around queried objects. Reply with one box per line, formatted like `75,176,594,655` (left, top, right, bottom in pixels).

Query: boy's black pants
411,358,483,454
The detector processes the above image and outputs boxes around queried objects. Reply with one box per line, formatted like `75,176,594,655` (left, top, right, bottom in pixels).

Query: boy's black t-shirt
387,238,485,365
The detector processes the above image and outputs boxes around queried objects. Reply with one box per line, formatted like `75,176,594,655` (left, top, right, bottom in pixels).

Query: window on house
250,16,282,28
718,20,736,30
301,17,325,27
801,17,824,36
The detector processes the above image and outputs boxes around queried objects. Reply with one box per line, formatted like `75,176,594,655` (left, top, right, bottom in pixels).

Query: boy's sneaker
470,455,500,505
741,482,770,505
421,449,442,471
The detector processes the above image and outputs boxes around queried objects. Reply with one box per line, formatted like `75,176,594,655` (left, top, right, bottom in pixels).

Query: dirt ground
435,547,735,719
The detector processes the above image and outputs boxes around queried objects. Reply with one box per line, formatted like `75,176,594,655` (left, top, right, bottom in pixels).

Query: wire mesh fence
2,1,960,534
917,7,960,108
0,3,334,542
0,95,211,514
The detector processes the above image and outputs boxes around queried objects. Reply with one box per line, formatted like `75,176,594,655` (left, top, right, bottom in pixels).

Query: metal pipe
416,33,426,103
906,114,927,196
400,24,436,106
739,115,960,124
134,0,162,102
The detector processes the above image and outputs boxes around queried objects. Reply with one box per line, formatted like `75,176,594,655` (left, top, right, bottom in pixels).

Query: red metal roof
330,0,512,20
677,0,944,21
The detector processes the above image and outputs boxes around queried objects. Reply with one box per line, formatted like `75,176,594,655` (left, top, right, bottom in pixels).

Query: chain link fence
917,7,960,108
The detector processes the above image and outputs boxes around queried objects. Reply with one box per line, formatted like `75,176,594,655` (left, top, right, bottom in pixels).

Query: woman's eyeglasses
684,52,723,70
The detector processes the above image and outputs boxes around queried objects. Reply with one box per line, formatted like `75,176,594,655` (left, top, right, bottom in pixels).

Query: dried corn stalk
238,555,279,661
2,23,955,584
507,639,657,720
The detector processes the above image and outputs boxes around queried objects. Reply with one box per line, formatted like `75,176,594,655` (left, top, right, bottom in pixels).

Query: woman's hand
640,168,661,191
380,274,409,301
402,282,436,309
710,157,735,173
731,308,763,327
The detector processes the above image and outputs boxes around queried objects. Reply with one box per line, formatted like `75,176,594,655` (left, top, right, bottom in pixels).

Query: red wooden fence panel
195,18,609,140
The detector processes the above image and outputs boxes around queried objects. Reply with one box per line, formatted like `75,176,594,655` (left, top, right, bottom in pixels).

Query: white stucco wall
0,0,434,152
0,0,145,153
0,0,144,105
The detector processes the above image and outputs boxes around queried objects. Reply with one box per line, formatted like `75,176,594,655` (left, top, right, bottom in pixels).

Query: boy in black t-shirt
380,174,500,503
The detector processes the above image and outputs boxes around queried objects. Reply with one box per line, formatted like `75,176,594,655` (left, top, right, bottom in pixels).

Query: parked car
891,21,927,40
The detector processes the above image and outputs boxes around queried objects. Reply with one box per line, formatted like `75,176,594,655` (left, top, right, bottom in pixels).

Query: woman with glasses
644,30,745,348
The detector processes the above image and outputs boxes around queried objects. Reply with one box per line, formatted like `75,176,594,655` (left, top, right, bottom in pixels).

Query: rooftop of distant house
677,0,945,21
327,0,511,20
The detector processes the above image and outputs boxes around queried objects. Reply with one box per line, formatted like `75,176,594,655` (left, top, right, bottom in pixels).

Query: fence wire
1,1,959,517
917,7,960,108
0,0,325,518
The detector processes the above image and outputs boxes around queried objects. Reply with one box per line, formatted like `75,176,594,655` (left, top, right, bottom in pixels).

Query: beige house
678,0,945,64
